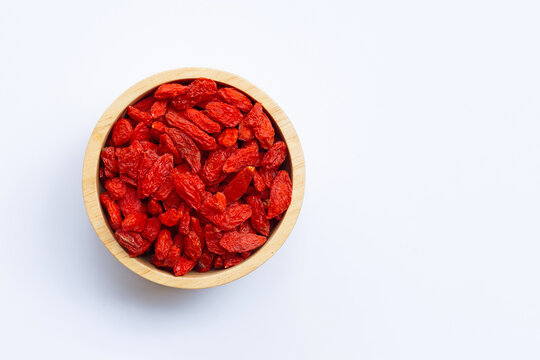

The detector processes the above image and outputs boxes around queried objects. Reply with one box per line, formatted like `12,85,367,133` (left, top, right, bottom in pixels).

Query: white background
1,0,539,359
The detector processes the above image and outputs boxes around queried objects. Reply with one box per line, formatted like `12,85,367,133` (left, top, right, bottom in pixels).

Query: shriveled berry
154,83,188,100
224,255,244,268
101,147,118,173
206,102,243,127
171,78,217,110
150,100,168,119
111,118,133,146
105,178,127,200
261,141,287,169
223,166,255,202
131,123,151,143
127,106,153,126
184,230,202,260
244,102,275,149
166,110,218,151
158,208,181,227
122,212,147,232
218,128,238,147
218,87,252,113
173,255,197,276
141,218,161,242
115,230,150,257
100,192,122,230
246,196,270,236
267,170,292,219
155,229,173,260
220,231,267,253
222,146,259,173
185,108,221,134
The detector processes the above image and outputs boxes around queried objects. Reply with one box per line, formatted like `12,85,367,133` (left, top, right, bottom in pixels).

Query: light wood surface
82,67,305,289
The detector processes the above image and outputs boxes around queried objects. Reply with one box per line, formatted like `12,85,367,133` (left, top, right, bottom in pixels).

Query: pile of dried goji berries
99,78,292,276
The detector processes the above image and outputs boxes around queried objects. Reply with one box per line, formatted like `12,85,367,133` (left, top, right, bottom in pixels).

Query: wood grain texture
82,68,305,289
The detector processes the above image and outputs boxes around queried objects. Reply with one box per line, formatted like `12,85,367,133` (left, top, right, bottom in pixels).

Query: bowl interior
83,68,304,288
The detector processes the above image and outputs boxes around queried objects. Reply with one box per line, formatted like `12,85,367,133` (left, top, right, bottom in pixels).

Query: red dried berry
220,231,267,253
111,118,133,146
267,170,292,219
127,105,153,126
138,154,174,198
115,230,151,257
218,87,252,113
222,146,259,173
133,96,155,112
117,186,145,217
200,146,236,185
158,208,181,227
259,167,278,189
213,256,224,269
252,169,267,192
104,177,126,200
166,110,217,151
206,102,243,127
150,99,168,119
224,255,244,268
223,166,255,202
122,212,147,232
100,192,122,230
217,128,238,147
154,83,188,100
141,217,161,242
147,199,163,216
184,108,221,134
244,102,275,149
131,123,151,143
173,255,197,276
261,141,287,169
171,167,204,210
101,147,118,173
204,224,231,256
184,230,202,260
171,78,217,110
195,250,215,272
155,229,173,260
206,202,252,231
246,196,270,236
200,191,226,216
178,202,191,235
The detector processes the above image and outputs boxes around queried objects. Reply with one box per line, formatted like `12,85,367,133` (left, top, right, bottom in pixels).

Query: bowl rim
82,67,305,289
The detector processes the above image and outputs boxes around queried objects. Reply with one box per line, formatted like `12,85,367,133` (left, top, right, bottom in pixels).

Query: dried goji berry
171,78,217,110
131,123,151,143
259,167,278,189
184,108,221,134
252,168,267,192
267,170,292,219
195,250,215,272
111,118,133,146
213,256,224,269
155,229,172,260
122,212,147,232
104,177,126,200
246,196,270,236
100,192,122,230
127,105,153,126
204,224,232,256
261,141,287,169
173,255,197,276
162,191,181,210
206,202,252,231
117,186,145,217
152,175,174,201
133,96,154,112
119,174,137,187
173,233,184,250
158,208,181,227
223,166,255,202
115,230,151,257
166,110,217,151
218,87,252,113
138,153,174,198
206,102,243,127
147,199,163,216
138,150,159,181
116,141,143,180
220,231,266,253
224,255,244,268
141,217,161,242
238,220,255,234
178,202,191,235
240,251,252,259
238,117,255,141
200,146,236,185
244,102,275,149
200,191,226,217
184,230,202,260
101,147,118,173
171,167,204,210
150,99,168,119
218,128,238,147
158,134,181,164
154,83,188,100
222,145,259,173
195,93,223,108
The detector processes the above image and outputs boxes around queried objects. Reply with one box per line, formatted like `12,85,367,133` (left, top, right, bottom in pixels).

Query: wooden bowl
82,67,305,289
